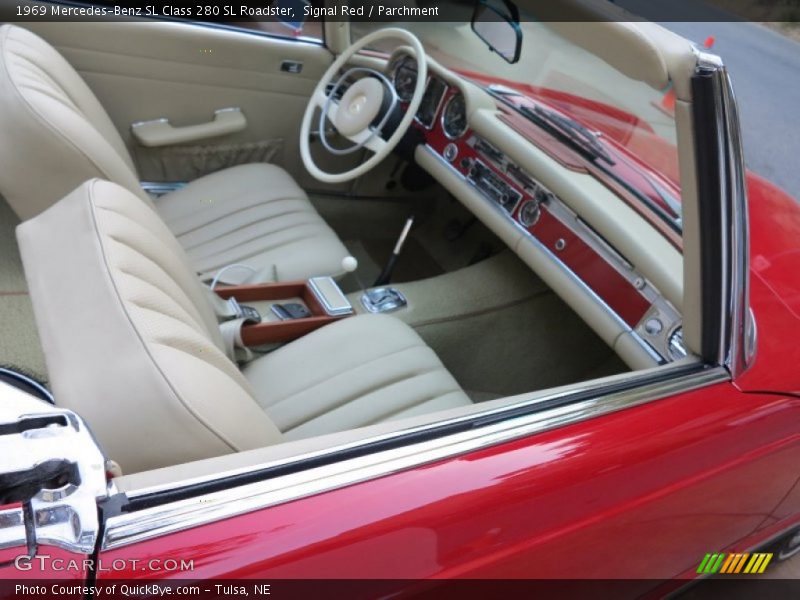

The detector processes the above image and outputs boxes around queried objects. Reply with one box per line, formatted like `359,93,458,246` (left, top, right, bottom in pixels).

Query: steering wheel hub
336,77,384,136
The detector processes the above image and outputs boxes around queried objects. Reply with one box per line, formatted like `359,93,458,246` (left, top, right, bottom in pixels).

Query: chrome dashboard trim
103,364,728,550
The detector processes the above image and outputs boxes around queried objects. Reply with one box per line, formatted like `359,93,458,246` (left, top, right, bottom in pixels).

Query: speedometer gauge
442,92,468,139
392,57,417,102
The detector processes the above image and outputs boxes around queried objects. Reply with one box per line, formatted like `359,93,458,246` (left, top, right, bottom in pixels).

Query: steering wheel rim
300,28,428,183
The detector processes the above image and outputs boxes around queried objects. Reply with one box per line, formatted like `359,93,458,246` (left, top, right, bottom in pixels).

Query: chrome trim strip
719,69,752,378
103,365,728,550
693,51,753,377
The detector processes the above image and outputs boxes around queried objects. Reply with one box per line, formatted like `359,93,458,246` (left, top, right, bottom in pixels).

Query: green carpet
0,198,47,382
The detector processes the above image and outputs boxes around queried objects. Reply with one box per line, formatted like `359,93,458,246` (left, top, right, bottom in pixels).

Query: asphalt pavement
617,1,800,199
662,21,800,200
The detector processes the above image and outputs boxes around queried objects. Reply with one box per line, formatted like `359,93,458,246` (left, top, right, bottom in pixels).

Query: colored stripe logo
697,552,773,574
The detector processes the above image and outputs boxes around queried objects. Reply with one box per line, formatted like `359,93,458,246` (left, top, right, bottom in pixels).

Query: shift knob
341,256,358,274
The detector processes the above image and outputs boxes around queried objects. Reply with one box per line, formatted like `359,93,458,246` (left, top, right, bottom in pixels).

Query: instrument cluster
390,55,468,139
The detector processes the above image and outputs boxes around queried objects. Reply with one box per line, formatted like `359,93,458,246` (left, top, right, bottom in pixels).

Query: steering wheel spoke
345,128,388,154
314,89,339,123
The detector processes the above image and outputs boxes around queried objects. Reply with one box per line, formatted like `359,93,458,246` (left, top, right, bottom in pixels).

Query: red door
98,381,800,595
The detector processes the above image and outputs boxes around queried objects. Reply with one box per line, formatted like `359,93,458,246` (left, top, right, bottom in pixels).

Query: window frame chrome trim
692,52,754,378
102,364,727,550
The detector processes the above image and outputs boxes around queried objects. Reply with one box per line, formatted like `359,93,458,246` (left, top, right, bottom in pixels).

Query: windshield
350,11,683,221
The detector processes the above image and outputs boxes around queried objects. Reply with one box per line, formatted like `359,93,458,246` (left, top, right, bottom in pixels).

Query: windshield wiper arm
519,105,615,166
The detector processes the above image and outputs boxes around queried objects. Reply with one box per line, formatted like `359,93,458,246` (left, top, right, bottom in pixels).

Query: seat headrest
17,180,281,473
0,24,147,220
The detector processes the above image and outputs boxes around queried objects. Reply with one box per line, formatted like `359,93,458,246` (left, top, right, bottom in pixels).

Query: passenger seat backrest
17,180,282,474
0,24,149,219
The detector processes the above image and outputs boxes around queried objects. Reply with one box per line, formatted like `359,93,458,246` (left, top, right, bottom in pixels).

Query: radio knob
443,143,458,162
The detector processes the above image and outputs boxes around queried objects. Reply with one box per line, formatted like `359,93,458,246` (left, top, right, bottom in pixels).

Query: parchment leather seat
0,24,348,283
17,180,471,474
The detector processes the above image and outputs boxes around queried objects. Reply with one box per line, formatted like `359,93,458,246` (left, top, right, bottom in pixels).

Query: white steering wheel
300,28,428,183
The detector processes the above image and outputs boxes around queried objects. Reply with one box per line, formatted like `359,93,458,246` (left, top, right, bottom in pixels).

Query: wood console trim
240,315,339,346
214,280,348,345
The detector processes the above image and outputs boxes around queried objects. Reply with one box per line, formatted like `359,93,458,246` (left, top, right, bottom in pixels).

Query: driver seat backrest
0,24,150,219
17,179,282,474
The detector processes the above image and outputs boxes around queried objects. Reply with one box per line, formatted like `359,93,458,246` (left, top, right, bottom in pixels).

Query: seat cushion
156,163,350,283
242,314,472,440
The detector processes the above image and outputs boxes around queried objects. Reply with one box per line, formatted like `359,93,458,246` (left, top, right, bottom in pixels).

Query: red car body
2,30,800,600
99,79,800,593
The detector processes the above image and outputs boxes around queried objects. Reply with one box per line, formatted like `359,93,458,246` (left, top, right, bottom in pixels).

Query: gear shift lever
341,255,365,294
341,255,359,277
374,216,414,287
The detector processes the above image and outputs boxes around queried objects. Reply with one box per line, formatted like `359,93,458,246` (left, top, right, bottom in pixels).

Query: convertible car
1,0,799,595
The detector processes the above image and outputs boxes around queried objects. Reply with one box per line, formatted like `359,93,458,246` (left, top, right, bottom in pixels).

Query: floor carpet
0,198,47,383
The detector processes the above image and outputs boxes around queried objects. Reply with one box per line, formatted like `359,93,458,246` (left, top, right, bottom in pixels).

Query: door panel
98,383,800,591
23,20,359,190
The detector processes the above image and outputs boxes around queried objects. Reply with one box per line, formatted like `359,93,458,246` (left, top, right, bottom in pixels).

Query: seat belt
203,285,259,363
219,318,253,363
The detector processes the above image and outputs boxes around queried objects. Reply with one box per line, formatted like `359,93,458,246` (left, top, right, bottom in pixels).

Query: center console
215,276,354,346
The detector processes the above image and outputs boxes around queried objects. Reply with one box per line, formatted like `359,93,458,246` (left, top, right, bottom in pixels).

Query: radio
466,159,522,214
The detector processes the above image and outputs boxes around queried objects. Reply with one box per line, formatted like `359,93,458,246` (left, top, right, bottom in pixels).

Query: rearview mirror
471,0,522,64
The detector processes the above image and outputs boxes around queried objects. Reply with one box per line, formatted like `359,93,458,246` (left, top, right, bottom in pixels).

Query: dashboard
388,53,687,368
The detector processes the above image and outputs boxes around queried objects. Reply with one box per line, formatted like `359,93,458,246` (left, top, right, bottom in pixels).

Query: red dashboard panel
414,90,651,329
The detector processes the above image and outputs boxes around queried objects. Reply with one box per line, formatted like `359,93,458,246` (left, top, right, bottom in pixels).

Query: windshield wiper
518,105,615,166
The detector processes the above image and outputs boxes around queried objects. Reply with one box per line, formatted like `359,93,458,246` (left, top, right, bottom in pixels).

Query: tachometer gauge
518,199,541,227
392,58,417,102
442,92,468,139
